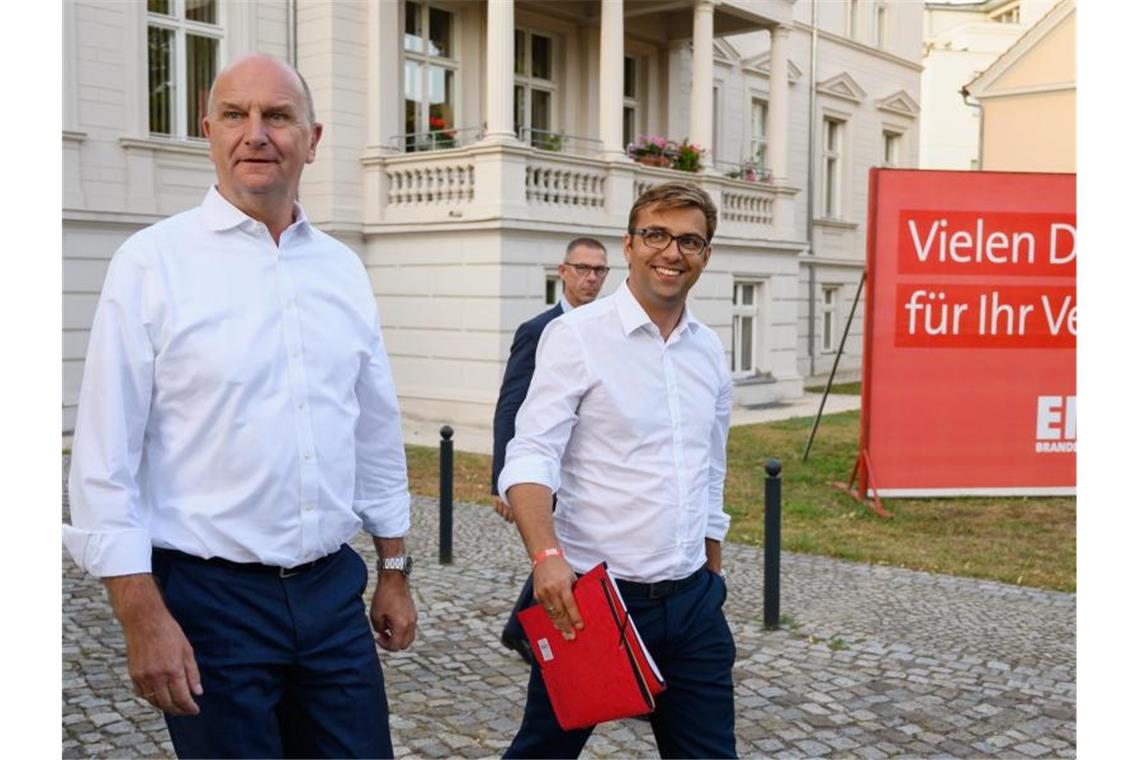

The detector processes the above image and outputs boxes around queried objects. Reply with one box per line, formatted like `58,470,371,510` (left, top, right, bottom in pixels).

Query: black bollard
439,425,454,564
763,458,782,629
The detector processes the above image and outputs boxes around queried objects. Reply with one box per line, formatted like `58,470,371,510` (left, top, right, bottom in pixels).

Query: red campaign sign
897,211,1076,277
861,169,1075,497
894,284,1076,349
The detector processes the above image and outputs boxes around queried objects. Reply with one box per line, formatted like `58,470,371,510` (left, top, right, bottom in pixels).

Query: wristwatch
377,555,413,577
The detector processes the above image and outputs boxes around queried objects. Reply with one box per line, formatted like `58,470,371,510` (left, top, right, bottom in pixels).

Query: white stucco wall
64,0,927,439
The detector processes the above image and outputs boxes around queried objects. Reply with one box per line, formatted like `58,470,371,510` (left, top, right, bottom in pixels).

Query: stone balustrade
362,143,791,239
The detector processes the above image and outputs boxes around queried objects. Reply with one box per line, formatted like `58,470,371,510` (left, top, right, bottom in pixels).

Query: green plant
537,132,563,152
670,139,704,172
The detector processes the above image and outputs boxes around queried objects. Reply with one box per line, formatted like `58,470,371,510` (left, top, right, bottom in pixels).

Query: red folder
518,562,666,730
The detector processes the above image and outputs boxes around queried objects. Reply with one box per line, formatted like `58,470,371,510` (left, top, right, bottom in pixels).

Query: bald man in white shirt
64,54,414,758
499,181,737,758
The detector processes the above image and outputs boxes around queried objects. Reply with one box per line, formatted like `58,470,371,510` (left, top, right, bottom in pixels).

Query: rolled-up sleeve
353,307,411,538
705,355,733,542
63,250,157,578
498,318,589,503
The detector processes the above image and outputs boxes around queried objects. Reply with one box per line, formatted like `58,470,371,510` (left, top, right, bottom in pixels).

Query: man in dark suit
492,237,609,661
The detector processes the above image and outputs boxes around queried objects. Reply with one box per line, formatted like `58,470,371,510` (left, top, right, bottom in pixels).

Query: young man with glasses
499,181,736,757
491,237,610,662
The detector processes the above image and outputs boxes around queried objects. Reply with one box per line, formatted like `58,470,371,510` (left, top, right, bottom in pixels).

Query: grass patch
805,381,862,395
405,409,1075,592
725,411,1074,592
405,445,497,506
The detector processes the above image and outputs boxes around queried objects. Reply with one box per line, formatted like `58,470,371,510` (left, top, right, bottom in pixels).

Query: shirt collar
614,279,698,338
558,295,574,313
200,185,310,235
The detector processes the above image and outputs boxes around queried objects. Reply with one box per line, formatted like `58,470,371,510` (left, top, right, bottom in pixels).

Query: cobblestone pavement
63,462,1074,758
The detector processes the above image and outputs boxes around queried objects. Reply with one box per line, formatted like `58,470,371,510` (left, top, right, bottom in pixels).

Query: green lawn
724,411,1075,592
405,410,1076,592
805,381,862,395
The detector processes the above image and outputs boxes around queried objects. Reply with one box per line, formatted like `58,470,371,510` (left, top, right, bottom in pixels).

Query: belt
614,568,705,599
152,545,344,579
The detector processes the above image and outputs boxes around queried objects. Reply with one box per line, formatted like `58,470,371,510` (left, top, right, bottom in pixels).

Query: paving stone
60,457,1076,759
795,738,833,756
1013,741,1051,757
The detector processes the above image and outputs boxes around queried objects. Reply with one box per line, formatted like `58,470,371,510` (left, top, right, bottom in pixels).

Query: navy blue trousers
152,545,393,759
504,567,738,759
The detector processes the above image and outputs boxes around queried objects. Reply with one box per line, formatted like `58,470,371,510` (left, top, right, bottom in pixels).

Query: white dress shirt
499,280,732,583
64,187,410,577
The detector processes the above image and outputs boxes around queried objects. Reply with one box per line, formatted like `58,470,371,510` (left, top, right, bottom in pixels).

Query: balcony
361,140,796,242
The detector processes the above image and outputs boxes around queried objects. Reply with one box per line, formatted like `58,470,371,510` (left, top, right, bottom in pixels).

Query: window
750,98,768,170
822,286,840,353
545,273,563,305
404,2,458,151
623,56,639,150
147,0,221,139
515,29,556,147
882,130,901,167
874,2,888,48
732,281,765,375
822,117,844,218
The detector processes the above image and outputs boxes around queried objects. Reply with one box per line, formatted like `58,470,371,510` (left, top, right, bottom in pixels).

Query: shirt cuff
705,508,731,543
62,525,154,578
356,492,412,538
498,454,560,507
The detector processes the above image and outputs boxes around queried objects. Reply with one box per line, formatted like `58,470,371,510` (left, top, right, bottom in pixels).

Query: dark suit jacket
491,302,566,494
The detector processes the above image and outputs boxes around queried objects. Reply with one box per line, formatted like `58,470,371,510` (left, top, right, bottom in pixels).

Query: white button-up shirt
64,187,410,577
499,280,732,583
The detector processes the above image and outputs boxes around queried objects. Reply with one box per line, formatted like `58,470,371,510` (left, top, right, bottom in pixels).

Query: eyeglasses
629,227,709,257
564,263,611,276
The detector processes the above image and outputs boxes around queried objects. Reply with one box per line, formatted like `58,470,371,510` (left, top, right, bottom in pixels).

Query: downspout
805,0,819,376
960,86,982,169
288,0,298,67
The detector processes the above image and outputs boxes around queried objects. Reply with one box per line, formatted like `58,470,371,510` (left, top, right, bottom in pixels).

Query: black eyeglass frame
628,227,710,257
562,263,611,276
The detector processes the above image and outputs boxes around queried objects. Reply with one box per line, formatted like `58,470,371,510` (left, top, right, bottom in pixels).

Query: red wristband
531,547,563,568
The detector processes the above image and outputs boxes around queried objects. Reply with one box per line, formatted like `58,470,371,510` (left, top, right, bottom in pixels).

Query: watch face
403,555,413,576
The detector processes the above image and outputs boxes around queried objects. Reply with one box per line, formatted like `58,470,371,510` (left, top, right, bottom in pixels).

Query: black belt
152,545,344,578
614,568,705,599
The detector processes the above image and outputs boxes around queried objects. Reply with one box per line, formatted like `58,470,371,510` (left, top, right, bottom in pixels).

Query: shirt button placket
279,248,320,559
663,349,687,556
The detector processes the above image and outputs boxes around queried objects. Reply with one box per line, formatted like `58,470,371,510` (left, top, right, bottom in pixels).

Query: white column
370,0,402,151
689,0,715,153
599,0,626,159
768,25,791,181
484,0,517,143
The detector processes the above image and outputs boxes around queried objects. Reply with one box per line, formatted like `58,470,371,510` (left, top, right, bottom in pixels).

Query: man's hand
104,575,202,716
370,536,417,651
532,554,583,640
704,538,723,575
369,574,417,651
493,495,514,523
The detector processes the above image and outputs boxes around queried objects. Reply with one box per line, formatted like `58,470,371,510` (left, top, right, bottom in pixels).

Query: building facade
962,0,1075,172
919,0,1058,170
63,0,922,445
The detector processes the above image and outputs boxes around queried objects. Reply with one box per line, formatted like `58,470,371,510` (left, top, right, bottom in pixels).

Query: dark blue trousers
152,545,393,759
504,567,737,759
